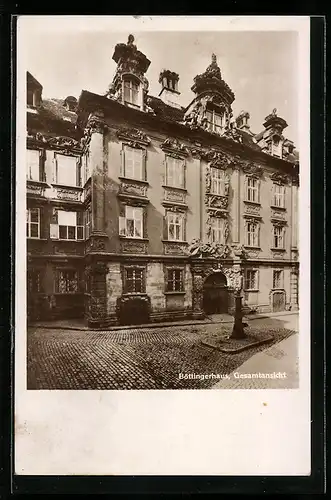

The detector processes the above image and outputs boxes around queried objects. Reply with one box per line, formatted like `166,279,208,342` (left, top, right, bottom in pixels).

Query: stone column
87,261,110,328
86,113,109,253
290,266,299,310
191,273,205,319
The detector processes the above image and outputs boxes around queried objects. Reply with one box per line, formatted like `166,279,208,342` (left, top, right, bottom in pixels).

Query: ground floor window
244,269,259,290
26,208,40,238
273,269,284,289
55,269,79,293
123,267,145,294
27,269,42,293
166,268,184,292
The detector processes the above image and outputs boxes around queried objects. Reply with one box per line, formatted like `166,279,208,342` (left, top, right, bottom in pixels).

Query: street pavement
27,313,299,390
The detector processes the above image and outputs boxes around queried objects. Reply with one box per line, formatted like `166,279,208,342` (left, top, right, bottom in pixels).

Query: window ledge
270,248,286,252
244,289,259,292
118,176,149,186
243,200,261,206
270,205,286,211
244,246,261,250
162,185,187,193
50,238,85,243
162,240,188,245
51,183,83,191
27,237,47,241
27,180,49,187
165,291,185,295
121,293,148,297
119,236,149,242
271,288,285,292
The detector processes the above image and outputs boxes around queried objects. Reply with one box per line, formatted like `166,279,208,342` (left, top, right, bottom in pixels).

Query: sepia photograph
15,16,311,477
24,26,300,391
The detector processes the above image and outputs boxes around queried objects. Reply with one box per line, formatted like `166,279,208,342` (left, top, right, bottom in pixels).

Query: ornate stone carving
222,267,243,290
86,237,107,252
206,194,229,210
206,151,231,169
119,180,148,198
242,163,263,177
27,182,46,197
188,239,231,259
55,187,82,202
116,127,151,146
86,113,108,135
205,218,229,242
244,204,261,216
160,137,189,157
271,251,286,259
270,209,286,221
163,242,188,255
27,132,82,154
120,240,147,254
231,244,248,259
163,187,186,204
270,172,289,184
245,250,260,258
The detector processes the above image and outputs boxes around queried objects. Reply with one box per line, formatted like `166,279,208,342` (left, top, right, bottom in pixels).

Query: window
119,206,143,238
50,210,84,240
123,79,140,107
26,149,41,181
85,206,92,239
121,146,144,180
246,221,259,247
28,269,42,293
165,156,185,189
246,177,260,203
26,208,40,238
166,269,184,292
124,267,145,294
167,212,185,241
210,217,226,244
55,270,79,293
272,183,285,208
210,167,226,196
245,269,258,290
273,270,283,289
273,225,285,249
272,137,282,157
206,110,223,134
53,154,79,187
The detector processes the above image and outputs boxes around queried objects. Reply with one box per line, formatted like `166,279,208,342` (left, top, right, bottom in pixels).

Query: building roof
27,98,79,138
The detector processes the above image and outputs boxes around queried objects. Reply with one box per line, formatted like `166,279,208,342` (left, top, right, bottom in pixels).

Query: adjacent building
26,35,299,327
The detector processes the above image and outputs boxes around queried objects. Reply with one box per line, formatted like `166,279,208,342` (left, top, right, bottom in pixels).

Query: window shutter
120,147,125,177
142,207,147,238
257,178,261,203
119,216,126,236
183,213,187,242
257,223,261,247
143,150,147,181
244,176,248,201
50,223,59,239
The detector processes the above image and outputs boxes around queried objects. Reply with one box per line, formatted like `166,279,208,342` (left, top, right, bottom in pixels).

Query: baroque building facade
26,36,299,327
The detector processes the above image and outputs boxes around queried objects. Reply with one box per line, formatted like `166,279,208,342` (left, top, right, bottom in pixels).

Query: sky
21,19,299,144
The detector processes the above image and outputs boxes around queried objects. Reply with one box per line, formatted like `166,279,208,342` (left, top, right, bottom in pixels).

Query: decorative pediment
270,172,289,185
160,137,189,157
27,132,82,153
242,163,263,177
206,150,231,169
116,127,151,146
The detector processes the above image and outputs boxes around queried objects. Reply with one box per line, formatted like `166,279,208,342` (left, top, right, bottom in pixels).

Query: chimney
158,69,181,108
236,110,251,133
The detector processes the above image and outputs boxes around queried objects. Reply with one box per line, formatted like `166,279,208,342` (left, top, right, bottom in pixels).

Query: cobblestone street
27,315,298,390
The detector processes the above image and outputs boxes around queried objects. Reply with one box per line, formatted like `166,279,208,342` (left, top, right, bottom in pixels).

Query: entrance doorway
272,291,286,312
203,272,228,314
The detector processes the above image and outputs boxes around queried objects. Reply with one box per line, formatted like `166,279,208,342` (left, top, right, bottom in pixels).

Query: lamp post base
231,293,247,340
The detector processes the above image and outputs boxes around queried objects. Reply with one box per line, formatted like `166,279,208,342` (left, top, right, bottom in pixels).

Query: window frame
205,109,223,134
272,269,284,289
272,224,285,249
26,207,41,239
166,211,185,242
166,268,184,293
210,167,226,196
244,268,259,291
119,205,144,239
55,269,80,294
165,155,185,190
245,220,260,248
121,145,145,181
245,176,260,203
272,183,286,208
50,210,84,241
123,266,146,294
53,153,81,187
26,149,42,182
210,216,226,244
123,78,140,108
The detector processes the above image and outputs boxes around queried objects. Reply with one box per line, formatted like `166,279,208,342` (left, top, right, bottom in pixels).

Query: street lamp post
231,274,246,340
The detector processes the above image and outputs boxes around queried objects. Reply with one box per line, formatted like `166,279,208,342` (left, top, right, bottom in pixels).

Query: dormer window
206,109,223,134
272,135,282,158
123,78,140,108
